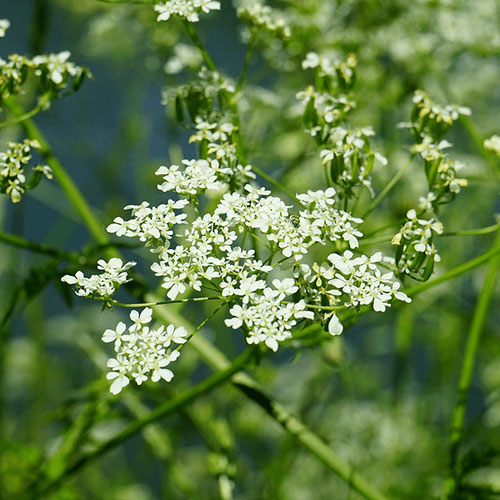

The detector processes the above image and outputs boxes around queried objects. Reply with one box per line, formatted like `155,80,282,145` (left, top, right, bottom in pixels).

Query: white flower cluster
225,279,313,351
0,19,10,38
107,200,189,247
147,183,366,350
64,164,412,392
237,3,291,39
156,159,228,196
391,210,444,278
484,135,500,157
297,86,356,131
32,50,84,86
155,0,221,23
0,140,52,203
61,258,136,298
298,54,386,196
103,308,188,394
294,251,411,334
319,127,387,195
1,50,86,100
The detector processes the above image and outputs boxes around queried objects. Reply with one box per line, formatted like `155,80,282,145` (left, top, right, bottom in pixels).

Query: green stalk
442,226,500,498
27,348,254,499
188,335,391,500
183,20,217,72
0,229,80,261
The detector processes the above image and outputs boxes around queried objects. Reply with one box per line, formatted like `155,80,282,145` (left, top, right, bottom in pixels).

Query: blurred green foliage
0,1,499,499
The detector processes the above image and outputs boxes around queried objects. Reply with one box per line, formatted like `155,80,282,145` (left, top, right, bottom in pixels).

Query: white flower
272,278,298,298
328,314,343,336
102,321,127,348
129,308,153,332
0,19,10,38
164,324,188,345
484,135,500,156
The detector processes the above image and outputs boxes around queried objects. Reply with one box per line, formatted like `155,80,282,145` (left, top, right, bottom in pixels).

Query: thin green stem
0,100,45,128
442,222,499,237
188,334,390,500
442,226,500,498
183,20,217,71
176,302,226,352
28,348,254,499
362,155,414,218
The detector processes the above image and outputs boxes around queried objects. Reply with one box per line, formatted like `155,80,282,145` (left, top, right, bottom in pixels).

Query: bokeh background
1,1,500,498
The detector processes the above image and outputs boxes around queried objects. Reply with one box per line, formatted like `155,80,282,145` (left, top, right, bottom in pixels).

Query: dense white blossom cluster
0,19,9,38
391,210,444,279
293,250,410,334
155,0,221,23
62,258,136,298
484,135,500,156
63,139,414,393
237,3,291,39
103,308,188,394
0,140,52,203
107,200,189,246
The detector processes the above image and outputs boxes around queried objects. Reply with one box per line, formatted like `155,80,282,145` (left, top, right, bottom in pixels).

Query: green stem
183,20,217,71
362,155,414,218
442,222,499,237
4,98,112,249
191,335,390,500
442,226,500,498
176,302,226,352
0,230,80,261
27,348,254,499
0,101,45,128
